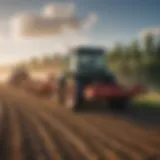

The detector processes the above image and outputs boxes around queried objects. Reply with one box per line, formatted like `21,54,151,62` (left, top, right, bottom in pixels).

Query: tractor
56,46,147,111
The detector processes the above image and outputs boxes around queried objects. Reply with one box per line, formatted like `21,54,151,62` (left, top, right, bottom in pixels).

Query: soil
0,85,159,160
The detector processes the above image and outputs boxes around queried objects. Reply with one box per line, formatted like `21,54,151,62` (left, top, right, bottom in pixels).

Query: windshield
78,54,105,70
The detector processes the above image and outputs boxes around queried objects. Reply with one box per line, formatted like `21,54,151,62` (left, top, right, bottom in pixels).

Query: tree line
107,33,160,86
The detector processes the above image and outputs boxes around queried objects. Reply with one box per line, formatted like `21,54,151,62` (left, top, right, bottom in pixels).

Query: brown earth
0,85,160,160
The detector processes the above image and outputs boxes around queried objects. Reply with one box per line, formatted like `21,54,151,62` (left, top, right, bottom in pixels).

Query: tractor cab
68,46,116,84
69,47,106,73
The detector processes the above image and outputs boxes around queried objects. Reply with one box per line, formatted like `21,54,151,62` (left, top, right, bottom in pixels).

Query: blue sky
0,0,159,64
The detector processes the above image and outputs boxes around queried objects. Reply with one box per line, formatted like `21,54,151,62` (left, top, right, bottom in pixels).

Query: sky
0,0,160,65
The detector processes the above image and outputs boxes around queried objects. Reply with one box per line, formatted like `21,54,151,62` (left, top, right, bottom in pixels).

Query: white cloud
139,27,160,37
0,2,97,65
0,28,90,65
43,3,75,18
82,13,98,30
9,3,98,39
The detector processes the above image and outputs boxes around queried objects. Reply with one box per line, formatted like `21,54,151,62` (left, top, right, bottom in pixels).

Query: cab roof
70,46,106,55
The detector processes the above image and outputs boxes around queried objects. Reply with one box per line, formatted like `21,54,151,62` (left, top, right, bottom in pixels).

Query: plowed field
0,86,159,160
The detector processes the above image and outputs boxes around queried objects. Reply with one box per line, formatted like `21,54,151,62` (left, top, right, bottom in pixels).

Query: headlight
84,87,94,100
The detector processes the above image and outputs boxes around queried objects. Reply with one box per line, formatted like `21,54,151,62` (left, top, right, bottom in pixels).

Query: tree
144,32,154,56
123,45,132,61
130,40,141,61
155,40,160,58
108,43,123,62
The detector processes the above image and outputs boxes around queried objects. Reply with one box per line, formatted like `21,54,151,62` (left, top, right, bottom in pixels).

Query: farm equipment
8,66,55,98
56,46,147,111
8,66,30,86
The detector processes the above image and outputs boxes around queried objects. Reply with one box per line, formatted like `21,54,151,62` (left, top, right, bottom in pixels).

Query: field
136,93,160,105
0,80,160,160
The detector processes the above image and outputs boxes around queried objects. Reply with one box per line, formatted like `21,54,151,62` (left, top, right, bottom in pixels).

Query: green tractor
56,46,146,111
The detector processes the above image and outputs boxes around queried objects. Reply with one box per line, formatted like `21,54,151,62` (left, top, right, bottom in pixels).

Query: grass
134,92,160,108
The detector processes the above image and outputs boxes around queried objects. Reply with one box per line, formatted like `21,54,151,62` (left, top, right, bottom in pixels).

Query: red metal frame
38,81,54,94
84,83,147,99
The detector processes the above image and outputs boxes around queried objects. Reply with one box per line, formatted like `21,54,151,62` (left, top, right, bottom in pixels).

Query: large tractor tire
57,78,85,111
65,80,85,111
108,97,129,110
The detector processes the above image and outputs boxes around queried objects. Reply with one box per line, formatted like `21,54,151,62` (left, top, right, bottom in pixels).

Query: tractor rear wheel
65,87,84,111
65,80,85,111
65,94,83,111
108,98,129,110
57,79,84,111
65,91,77,109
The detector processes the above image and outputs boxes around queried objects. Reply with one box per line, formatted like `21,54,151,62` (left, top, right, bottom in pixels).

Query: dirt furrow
37,114,93,160
83,114,160,142
49,114,145,160
16,104,63,160
41,106,159,160
15,104,49,160
92,116,160,149
18,101,125,159
40,114,120,160
81,112,160,138
0,102,4,136
0,102,10,159
4,102,25,160
83,117,160,154
19,102,147,160
19,105,99,160
0,88,159,160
